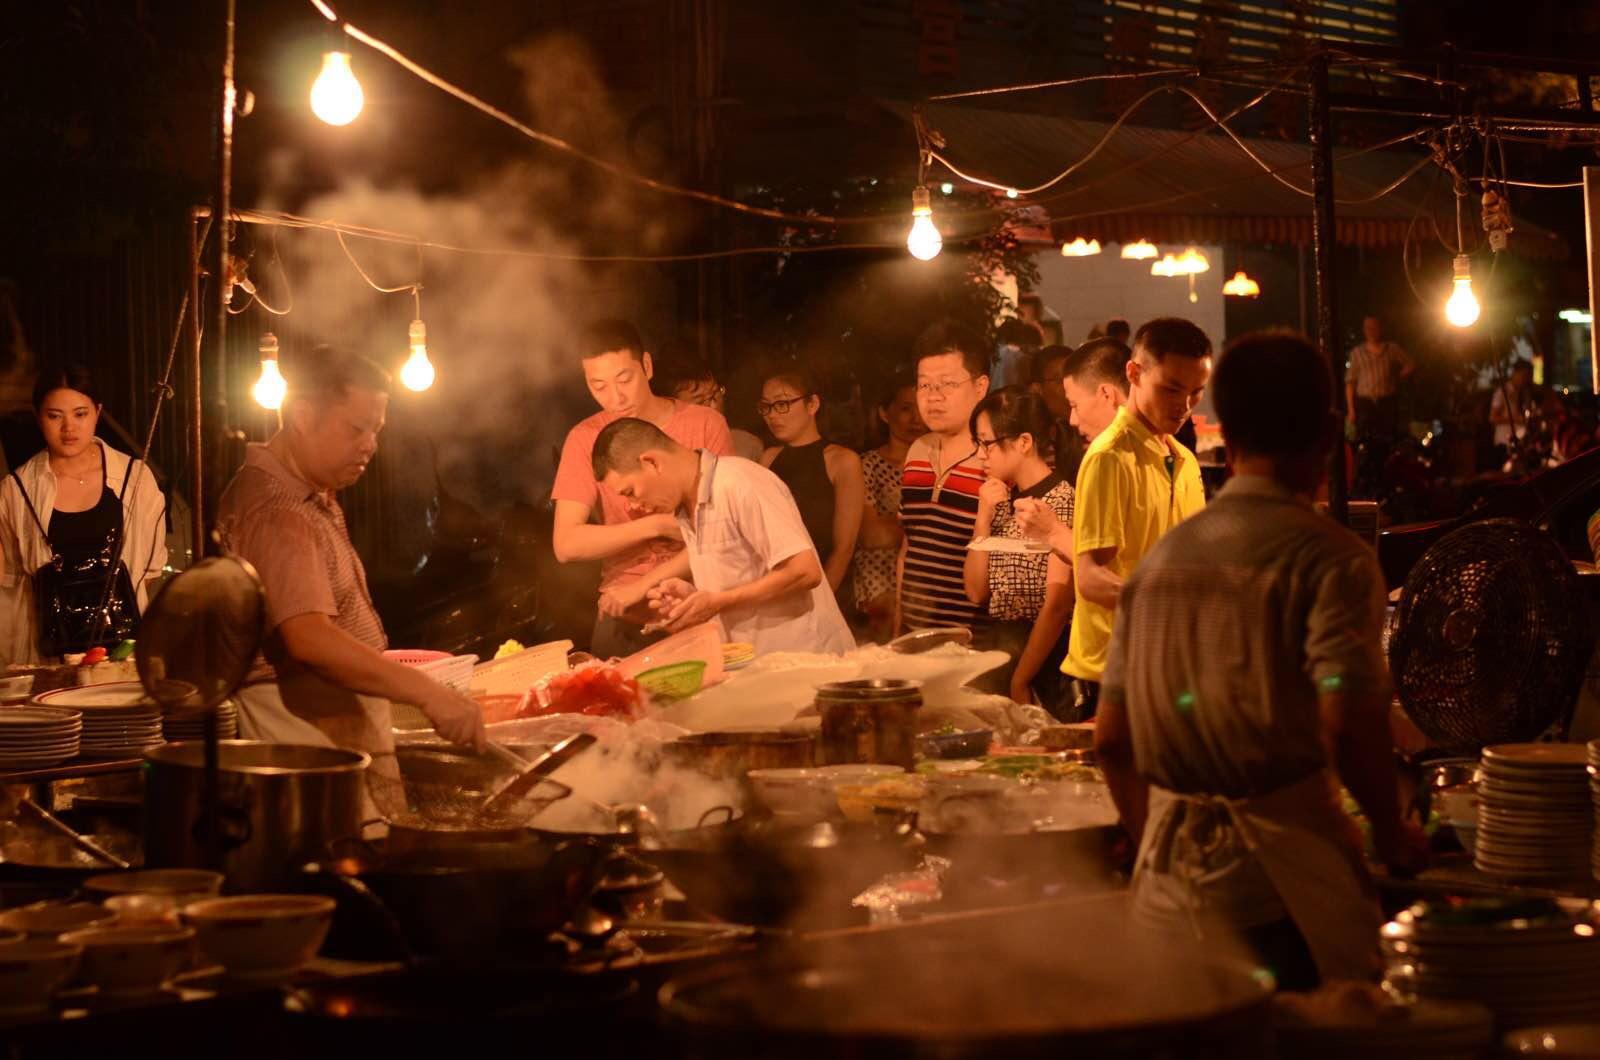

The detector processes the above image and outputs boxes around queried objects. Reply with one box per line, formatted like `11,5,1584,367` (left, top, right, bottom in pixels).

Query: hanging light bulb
1150,254,1183,278
1060,237,1102,257
252,333,287,410
939,182,955,195
906,186,942,261
1176,247,1210,274
311,49,364,126
1444,254,1480,328
1121,240,1158,260
400,319,436,391
1222,270,1261,297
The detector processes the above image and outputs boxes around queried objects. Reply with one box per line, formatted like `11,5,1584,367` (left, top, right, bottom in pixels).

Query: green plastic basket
635,660,708,702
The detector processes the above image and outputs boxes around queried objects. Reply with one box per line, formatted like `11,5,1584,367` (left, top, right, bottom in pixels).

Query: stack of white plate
162,700,239,742
1589,740,1600,881
0,706,82,769
34,683,164,760
1382,897,1600,1029
1474,743,1592,879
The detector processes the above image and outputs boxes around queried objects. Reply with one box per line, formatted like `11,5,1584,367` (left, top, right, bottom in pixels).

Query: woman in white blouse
0,365,167,665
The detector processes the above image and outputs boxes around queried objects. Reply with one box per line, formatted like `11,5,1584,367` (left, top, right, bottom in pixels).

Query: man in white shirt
591,417,854,656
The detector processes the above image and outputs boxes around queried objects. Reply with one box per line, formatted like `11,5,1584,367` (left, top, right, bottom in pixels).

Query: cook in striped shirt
896,320,992,635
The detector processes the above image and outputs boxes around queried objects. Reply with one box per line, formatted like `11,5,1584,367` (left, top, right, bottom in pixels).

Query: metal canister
143,740,368,891
815,679,923,769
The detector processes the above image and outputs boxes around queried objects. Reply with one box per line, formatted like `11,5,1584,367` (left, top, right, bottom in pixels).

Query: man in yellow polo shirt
1059,318,1211,720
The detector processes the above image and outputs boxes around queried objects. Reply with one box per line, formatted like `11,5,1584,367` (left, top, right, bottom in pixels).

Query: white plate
1484,744,1591,768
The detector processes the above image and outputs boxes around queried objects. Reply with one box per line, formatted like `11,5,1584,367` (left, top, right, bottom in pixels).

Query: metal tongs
480,732,597,817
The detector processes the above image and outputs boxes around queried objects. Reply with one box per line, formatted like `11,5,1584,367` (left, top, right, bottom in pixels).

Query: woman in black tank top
757,366,864,594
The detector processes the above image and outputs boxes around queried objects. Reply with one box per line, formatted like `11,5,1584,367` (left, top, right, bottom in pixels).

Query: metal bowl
917,728,993,760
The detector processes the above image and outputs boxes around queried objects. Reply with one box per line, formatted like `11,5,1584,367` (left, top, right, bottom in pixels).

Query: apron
1131,769,1382,983
236,672,401,820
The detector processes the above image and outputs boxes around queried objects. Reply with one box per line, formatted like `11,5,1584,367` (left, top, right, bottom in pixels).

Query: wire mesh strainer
376,748,571,830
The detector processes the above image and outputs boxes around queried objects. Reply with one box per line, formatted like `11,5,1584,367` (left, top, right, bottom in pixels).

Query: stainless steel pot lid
136,556,266,714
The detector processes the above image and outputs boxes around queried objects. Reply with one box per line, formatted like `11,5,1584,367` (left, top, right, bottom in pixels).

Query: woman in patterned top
854,375,924,641
963,387,1075,711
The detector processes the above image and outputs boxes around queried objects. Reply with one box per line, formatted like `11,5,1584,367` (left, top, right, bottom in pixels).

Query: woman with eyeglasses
758,366,864,594
962,386,1075,711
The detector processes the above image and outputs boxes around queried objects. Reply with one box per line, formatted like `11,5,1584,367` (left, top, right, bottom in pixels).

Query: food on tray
521,662,642,720
835,776,928,823
977,754,1103,784
494,639,526,660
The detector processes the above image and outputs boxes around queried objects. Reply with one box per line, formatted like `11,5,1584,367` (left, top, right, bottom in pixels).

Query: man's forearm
553,517,667,563
1076,557,1124,610
714,558,816,613
281,619,439,706
633,550,691,594
1324,690,1406,842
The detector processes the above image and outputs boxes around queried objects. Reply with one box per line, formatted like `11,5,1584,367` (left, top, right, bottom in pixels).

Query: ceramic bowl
83,869,224,905
103,893,185,926
0,940,81,1016
58,925,195,997
184,895,334,983
747,768,835,821
0,902,114,939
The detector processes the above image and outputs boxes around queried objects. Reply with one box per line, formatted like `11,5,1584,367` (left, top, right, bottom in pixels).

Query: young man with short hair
591,418,853,655
1059,318,1210,719
654,350,764,462
550,320,733,658
1061,338,1132,445
897,320,992,633
1096,330,1426,989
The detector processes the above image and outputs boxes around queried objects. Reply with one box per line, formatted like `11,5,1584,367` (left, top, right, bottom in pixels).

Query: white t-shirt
676,451,854,656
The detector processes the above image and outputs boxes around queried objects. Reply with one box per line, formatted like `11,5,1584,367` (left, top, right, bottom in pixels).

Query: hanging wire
311,1,887,227
335,227,423,293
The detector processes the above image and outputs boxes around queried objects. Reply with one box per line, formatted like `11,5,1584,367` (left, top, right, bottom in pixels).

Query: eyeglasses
975,435,1014,454
916,377,973,398
756,396,805,417
679,384,725,408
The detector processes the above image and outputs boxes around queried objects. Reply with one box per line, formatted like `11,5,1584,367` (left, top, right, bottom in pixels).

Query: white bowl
1504,1023,1600,1056
0,939,81,1015
184,895,334,983
0,674,34,701
58,925,195,997
0,902,114,939
84,869,224,904
747,768,834,820
103,893,185,926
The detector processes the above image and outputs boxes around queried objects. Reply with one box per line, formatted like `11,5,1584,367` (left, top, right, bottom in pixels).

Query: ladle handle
19,796,132,870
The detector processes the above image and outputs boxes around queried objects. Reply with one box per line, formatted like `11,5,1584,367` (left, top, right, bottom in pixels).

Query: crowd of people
0,309,1431,989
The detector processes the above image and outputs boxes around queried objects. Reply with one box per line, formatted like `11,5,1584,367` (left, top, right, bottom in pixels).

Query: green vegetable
110,640,136,662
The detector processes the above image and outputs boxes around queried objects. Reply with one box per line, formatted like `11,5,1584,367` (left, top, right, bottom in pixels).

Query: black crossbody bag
9,448,140,656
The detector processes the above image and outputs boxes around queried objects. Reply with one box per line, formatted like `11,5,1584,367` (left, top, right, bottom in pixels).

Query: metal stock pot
142,740,369,891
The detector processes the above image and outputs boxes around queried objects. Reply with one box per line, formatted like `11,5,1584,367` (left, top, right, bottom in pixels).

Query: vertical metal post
1584,167,1600,395
202,0,238,874
186,210,204,566
1308,50,1347,526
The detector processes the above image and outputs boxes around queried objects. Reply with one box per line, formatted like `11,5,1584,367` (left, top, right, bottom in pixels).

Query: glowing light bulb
311,50,364,126
1060,237,1102,257
1223,270,1261,297
1005,188,1019,199
252,333,286,410
939,182,954,195
1121,240,1158,260
401,319,435,391
906,186,942,261
1444,254,1480,328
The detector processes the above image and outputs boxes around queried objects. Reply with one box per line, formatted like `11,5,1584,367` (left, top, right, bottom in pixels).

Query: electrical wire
313,1,889,227
223,206,934,262
334,227,420,293
1472,176,1582,189
927,63,1306,198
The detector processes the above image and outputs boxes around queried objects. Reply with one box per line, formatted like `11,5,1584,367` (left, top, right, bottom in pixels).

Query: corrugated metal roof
889,101,1566,258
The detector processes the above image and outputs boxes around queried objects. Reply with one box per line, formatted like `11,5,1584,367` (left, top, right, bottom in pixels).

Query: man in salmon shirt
551,320,734,658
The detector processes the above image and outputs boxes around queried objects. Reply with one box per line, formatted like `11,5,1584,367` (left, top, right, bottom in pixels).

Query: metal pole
1309,52,1347,526
186,210,204,566
1585,167,1600,395
202,0,238,874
